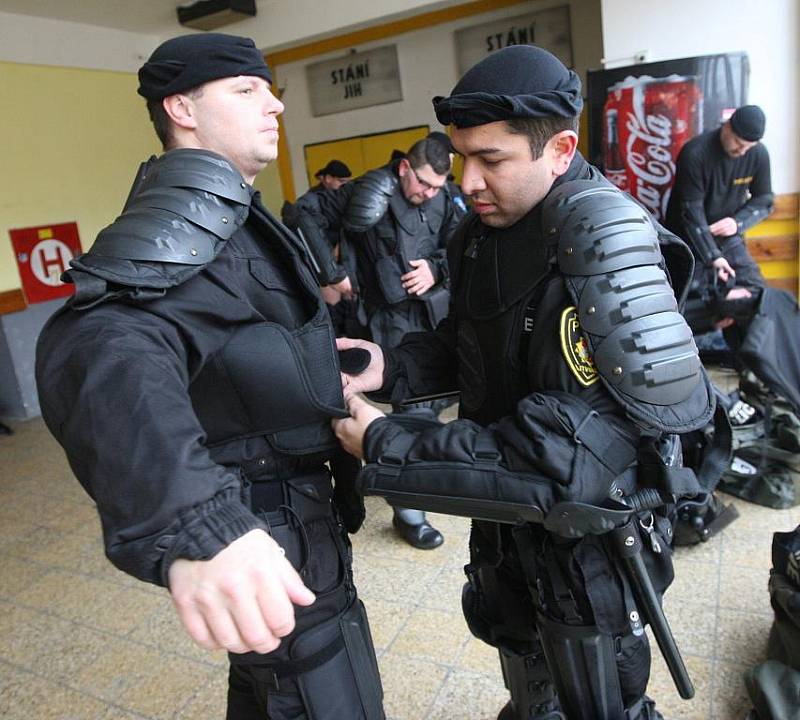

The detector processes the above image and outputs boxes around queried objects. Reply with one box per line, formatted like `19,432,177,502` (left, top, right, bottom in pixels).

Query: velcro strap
473,432,501,463
244,634,345,689
376,429,417,474
572,411,637,477
274,634,344,679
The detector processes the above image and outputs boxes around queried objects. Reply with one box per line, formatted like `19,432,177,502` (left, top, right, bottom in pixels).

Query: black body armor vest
452,210,553,426
451,170,713,436
64,149,347,455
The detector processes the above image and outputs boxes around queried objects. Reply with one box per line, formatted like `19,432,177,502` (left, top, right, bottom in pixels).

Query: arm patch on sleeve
559,306,599,387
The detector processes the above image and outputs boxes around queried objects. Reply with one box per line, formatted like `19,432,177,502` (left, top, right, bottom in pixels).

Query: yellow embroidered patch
559,306,599,386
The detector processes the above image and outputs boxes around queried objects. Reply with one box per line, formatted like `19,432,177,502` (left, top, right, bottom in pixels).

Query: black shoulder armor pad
543,180,712,432
89,149,251,266
543,180,663,273
343,167,398,232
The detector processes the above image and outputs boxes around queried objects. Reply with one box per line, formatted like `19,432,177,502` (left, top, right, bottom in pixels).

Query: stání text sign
455,6,573,75
306,45,403,117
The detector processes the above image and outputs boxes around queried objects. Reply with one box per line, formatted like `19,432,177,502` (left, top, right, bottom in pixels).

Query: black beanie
729,105,766,141
315,160,352,178
433,46,583,128
138,33,272,100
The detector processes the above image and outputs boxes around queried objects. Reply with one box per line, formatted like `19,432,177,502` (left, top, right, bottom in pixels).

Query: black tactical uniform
295,160,460,349
355,153,715,719
36,150,383,720
296,160,461,549
283,183,362,339
665,126,773,290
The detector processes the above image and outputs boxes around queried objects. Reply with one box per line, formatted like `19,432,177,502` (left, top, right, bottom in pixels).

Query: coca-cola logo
625,110,674,219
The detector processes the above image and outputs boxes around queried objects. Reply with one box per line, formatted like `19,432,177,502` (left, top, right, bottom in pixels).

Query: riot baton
608,504,695,700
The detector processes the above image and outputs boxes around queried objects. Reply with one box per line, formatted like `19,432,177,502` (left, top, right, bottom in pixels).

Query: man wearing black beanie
333,45,716,720
666,105,773,330
36,33,384,720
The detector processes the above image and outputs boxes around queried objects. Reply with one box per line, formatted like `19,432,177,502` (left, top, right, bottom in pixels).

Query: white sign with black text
306,45,403,117
455,6,573,75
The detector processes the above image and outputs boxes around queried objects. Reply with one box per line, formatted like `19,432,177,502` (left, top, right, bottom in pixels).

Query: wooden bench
746,193,800,298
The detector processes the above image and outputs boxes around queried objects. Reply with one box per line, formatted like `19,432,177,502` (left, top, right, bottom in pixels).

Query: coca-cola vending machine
587,52,749,222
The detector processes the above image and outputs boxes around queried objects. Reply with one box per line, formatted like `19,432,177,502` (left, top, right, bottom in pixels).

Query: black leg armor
536,614,625,720
226,598,384,720
228,470,385,720
535,614,662,720
498,646,563,720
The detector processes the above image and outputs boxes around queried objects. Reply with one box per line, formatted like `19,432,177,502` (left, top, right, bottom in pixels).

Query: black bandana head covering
433,45,583,128
138,33,272,100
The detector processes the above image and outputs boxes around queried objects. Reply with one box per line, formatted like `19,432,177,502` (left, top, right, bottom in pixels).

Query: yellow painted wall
0,61,288,294
252,161,286,217
0,61,160,292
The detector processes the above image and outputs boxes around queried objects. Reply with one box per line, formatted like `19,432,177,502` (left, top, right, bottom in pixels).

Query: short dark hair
406,137,451,176
506,115,579,160
145,85,204,150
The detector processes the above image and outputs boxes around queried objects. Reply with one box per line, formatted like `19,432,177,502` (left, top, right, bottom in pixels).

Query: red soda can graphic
603,75,702,220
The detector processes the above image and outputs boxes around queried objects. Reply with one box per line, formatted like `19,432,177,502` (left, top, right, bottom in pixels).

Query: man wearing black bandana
334,46,716,720
35,34,384,720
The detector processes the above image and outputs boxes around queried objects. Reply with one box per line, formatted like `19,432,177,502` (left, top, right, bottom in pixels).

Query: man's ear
397,158,410,177
550,130,578,176
162,94,197,130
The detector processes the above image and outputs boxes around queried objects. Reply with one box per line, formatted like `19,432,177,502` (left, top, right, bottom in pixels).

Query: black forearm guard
358,392,638,524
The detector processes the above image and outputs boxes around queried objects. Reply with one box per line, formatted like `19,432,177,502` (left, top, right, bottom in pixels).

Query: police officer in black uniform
295,137,461,550
281,159,357,337
666,105,773,330
427,130,470,219
35,34,383,720
334,46,716,720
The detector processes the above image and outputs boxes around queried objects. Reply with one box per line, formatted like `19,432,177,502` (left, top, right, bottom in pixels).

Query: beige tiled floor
0,398,794,719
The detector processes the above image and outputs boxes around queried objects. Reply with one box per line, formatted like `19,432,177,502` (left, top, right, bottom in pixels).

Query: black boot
392,507,444,550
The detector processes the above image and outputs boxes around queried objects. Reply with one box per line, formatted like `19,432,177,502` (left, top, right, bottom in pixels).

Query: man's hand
337,337,385,398
320,285,342,305
712,256,736,283
402,259,435,296
332,394,386,458
708,217,738,237
715,286,753,330
331,275,354,300
169,529,316,655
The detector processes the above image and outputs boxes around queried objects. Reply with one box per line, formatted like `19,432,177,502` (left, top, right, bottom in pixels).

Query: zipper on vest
465,234,487,259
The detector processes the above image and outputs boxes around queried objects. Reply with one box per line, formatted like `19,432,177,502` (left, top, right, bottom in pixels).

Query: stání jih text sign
306,45,403,117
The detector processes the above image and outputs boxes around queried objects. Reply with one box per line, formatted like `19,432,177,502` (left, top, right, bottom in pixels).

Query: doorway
302,125,430,187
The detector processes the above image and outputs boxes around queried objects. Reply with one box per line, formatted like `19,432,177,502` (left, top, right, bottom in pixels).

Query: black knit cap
729,105,766,141
137,33,272,100
315,160,352,178
433,45,583,128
